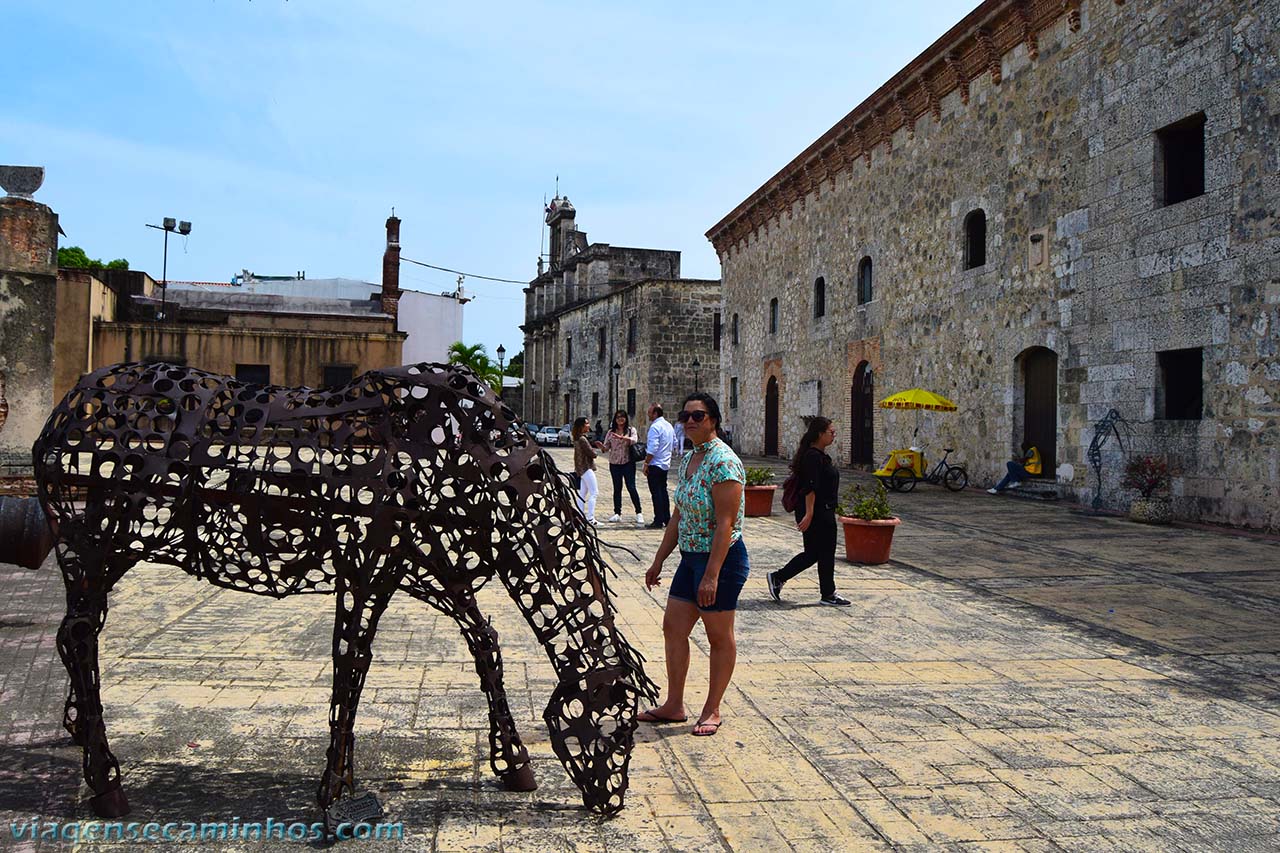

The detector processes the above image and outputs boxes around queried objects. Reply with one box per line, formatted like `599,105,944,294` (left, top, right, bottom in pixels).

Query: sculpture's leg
440,591,536,791
317,576,391,828
55,541,129,818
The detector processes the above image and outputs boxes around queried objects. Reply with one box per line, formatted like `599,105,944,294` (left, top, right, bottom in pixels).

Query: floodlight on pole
146,217,193,321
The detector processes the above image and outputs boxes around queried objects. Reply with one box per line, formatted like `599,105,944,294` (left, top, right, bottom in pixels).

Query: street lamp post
145,217,192,321
529,380,538,422
496,344,506,397
692,358,701,393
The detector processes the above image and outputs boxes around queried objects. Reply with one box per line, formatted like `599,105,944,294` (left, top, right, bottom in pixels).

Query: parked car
535,426,560,446
523,422,541,438
557,424,573,446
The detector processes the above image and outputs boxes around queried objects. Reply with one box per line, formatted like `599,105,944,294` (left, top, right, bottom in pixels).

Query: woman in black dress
767,417,850,606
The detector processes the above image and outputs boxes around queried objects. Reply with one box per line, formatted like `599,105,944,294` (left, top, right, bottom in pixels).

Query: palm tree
447,341,503,395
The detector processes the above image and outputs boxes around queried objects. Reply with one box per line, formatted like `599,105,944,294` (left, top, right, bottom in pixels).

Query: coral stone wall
714,0,1279,529
0,198,59,476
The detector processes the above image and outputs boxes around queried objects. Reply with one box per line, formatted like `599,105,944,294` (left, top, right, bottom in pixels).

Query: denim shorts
669,538,750,612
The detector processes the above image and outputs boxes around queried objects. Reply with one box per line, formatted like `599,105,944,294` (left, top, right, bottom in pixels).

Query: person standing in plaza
642,403,674,529
600,409,645,525
641,392,748,736
572,417,600,525
767,417,851,606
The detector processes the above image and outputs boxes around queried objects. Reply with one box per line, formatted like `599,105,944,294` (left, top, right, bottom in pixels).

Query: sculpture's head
543,663,646,816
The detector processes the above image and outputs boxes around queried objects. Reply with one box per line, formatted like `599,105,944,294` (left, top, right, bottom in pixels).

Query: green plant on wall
837,482,894,520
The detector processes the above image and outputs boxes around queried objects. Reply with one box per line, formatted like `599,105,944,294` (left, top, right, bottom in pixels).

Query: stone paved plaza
2,449,1279,851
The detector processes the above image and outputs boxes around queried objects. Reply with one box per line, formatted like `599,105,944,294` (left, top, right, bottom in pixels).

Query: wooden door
764,376,779,457
850,362,874,465
1023,348,1057,476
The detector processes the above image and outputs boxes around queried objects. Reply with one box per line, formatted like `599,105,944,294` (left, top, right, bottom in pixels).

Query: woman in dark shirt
767,417,850,606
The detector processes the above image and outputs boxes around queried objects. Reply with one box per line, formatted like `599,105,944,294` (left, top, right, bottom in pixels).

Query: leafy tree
447,341,502,395
58,246,129,272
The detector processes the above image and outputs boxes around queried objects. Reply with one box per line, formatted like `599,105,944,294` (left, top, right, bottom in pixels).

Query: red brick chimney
381,212,401,317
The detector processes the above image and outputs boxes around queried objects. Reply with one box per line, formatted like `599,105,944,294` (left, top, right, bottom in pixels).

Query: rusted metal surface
0,496,53,569
33,361,658,824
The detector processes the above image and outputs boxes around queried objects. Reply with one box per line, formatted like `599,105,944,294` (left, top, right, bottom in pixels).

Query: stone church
707,0,1278,529
523,198,720,430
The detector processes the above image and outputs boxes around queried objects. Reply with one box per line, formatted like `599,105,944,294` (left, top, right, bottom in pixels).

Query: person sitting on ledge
988,444,1041,494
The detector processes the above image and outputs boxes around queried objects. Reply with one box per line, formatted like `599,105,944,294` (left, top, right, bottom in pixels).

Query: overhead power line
400,256,526,284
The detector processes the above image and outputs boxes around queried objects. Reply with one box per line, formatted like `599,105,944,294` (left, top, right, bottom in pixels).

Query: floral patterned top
601,427,638,465
674,437,745,553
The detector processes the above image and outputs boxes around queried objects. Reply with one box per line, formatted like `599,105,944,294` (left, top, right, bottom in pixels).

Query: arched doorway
1021,347,1057,476
764,376,780,456
850,361,874,465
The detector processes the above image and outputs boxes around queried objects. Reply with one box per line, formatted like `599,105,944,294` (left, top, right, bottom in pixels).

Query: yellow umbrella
878,388,958,412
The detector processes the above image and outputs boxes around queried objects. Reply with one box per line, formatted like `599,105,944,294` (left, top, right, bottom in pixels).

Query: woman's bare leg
696,609,738,731
647,598,700,718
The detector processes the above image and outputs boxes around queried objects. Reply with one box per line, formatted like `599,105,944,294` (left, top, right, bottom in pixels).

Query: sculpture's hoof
501,764,537,792
90,787,130,818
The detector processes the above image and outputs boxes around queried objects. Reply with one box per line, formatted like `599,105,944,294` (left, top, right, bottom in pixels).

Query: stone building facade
708,0,1278,529
523,198,721,429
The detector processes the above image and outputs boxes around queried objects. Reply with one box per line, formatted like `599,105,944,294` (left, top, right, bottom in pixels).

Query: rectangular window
235,363,270,385
1157,112,1206,206
566,336,573,367
626,388,636,416
627,317,636,355
322,364,355,386
713,312,722,352
592,391,599,416
1156,348,1203,420
598,327,607,361
769,298,778,335
732,313,740,346
730,377,738,409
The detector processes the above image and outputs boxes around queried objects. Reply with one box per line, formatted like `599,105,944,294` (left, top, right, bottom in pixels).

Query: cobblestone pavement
2,448,1279,851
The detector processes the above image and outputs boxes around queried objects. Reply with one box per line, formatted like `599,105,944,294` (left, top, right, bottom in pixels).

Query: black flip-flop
691,718,721,737
637,709,688,724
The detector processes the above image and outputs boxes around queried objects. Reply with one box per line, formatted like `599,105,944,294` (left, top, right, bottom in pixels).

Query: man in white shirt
642,403,674,529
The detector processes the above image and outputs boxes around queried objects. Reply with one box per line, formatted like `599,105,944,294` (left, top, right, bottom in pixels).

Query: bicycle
883,448,969,493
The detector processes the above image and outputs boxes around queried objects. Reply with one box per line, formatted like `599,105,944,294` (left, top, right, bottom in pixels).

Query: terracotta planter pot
743,485,777,517
839,516,901,564
1129,497,1172,524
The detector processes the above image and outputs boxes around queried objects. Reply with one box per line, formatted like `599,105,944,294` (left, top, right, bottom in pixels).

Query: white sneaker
635,513,645,526
587,518,598,526
987,488,999,495
606,514,621,523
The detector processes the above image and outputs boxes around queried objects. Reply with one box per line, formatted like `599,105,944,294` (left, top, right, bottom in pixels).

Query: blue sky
3,0,972,363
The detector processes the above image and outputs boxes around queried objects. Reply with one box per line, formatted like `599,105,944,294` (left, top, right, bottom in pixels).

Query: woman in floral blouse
641,392,747,737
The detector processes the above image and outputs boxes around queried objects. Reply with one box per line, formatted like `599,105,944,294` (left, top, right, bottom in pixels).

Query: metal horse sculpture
32,361,657,825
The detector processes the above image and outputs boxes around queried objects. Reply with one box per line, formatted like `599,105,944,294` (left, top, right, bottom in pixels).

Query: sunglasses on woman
676,410,709,423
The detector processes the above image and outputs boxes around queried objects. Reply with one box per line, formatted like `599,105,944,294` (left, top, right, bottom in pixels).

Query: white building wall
399,290,463,365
